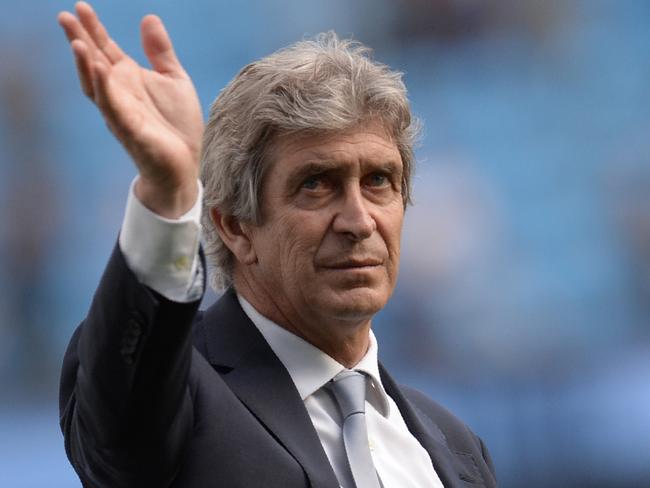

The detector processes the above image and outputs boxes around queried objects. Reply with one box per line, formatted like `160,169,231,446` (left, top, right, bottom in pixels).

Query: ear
210,207,258,265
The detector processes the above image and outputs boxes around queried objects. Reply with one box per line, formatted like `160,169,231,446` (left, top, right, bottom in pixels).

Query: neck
234,274,372,368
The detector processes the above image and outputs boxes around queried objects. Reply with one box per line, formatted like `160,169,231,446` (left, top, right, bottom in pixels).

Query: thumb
140,15,184,76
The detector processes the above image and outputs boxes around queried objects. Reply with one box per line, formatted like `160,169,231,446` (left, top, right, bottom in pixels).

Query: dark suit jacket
60,244,497,487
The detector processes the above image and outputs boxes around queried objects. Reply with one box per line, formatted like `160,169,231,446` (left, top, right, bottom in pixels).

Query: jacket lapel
379,364,470,488
197,289,340,488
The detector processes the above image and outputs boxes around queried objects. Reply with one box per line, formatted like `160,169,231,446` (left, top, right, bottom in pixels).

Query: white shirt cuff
118,177,204,303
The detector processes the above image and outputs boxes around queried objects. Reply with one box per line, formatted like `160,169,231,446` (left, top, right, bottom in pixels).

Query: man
58,2,497,487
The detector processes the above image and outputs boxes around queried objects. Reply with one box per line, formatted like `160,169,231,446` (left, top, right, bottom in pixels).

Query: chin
319,286,390,322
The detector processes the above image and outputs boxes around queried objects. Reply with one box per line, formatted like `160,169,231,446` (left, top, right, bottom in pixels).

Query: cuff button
173,255,190,271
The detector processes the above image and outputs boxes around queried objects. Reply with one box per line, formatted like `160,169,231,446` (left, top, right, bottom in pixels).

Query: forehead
267,123,402,175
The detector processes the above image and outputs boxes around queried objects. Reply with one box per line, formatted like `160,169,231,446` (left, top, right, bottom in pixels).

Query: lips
320,258,382,269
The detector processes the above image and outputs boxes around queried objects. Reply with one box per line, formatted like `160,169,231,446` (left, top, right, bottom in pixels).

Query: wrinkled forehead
267,120,399,165
269,126,400,179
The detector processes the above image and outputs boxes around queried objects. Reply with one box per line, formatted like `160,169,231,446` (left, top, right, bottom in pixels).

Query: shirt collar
237,293,391,417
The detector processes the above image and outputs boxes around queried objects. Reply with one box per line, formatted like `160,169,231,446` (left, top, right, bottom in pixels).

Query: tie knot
329,370,367,419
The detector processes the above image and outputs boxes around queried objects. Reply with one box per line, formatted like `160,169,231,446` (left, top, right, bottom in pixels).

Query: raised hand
58,2,204,217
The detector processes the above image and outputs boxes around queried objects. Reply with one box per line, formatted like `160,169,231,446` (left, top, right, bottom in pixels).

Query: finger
75,1,125,64
91,60,142,144
58,10,111,67
91,60,122,135
70,39,95,98
56,12,85,42
59,11,97,98
141,15,185,77
91,61,109,108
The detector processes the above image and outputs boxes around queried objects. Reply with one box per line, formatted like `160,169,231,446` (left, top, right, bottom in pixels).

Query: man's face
244,123,405,332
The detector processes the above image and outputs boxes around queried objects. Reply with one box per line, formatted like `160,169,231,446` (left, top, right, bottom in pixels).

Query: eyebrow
286,159,403,189
285,160,342,190
371,161,403,178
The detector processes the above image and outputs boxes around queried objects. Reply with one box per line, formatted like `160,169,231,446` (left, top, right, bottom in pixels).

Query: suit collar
237,293,390,417
237,293,343,400
196,289,340,488
197,290,479,488
379,364,475,488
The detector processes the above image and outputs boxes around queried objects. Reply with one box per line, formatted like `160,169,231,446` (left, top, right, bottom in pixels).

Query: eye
301,173,333,193
301,175,322,191
366,172,390,187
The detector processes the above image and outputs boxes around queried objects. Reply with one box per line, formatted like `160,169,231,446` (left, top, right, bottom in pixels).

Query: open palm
58,2,204,213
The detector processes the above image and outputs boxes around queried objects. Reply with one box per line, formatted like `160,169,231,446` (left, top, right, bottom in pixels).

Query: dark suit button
125,318,142,336
124,332,139,346
121,317,143,364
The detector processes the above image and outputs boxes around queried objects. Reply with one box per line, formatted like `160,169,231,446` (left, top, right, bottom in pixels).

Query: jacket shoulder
398,384,497,480
399,385,475,442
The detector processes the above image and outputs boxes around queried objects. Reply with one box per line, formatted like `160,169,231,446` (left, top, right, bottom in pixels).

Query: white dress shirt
119,177,203,302
118,178,444,488
238,295,444,488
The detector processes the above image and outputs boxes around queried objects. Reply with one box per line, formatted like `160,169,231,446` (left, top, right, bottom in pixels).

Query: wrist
134,176,199,219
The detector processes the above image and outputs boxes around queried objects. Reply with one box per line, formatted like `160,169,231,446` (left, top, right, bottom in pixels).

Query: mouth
320,259,383,270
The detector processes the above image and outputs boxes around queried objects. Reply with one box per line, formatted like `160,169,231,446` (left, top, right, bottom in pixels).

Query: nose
332,185,376,241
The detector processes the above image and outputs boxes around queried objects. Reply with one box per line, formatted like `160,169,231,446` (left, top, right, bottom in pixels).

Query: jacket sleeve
59,243,203,487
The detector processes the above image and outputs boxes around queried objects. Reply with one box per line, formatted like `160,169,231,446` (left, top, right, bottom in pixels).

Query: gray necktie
329,370,382,488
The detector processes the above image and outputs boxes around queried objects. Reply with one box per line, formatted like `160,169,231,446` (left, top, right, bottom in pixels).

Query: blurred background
1,0,648,486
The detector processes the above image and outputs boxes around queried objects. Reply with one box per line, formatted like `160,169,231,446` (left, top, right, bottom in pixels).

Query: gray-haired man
58,2,497,487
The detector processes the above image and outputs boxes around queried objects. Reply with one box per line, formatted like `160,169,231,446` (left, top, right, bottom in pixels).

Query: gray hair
200,32,419,290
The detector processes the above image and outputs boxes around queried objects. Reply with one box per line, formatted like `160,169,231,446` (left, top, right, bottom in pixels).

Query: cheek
379,207,404,253
379,213,404,285
266,213,326,270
